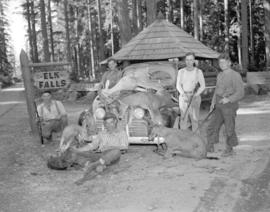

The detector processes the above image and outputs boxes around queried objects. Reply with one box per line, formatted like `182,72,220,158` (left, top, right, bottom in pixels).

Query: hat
103,112,117,121
42,90,52,95
41,90,52,97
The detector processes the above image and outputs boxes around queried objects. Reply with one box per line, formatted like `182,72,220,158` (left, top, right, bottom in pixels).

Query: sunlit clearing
237,107,270,115
1,87,25,92
0,101,24,105
239,134,269,142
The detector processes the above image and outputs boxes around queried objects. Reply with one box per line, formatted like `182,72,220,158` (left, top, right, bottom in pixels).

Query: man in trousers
207,54,245,156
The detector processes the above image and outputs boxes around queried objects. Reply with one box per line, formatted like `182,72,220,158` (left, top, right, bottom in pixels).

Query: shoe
221,146,234,157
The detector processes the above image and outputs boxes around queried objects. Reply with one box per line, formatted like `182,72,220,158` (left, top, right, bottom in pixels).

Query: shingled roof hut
112,16,219,61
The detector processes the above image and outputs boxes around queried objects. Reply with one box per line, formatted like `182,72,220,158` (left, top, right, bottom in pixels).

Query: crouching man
37,91,68,142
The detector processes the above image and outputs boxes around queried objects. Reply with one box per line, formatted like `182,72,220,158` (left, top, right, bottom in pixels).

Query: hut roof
112,18,219,61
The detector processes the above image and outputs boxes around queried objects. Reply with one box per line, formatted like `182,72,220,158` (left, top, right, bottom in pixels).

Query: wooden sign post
20,50,39,134
20,49,71,137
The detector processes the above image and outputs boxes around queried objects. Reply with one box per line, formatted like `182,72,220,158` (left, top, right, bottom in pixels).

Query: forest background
0,0,270,84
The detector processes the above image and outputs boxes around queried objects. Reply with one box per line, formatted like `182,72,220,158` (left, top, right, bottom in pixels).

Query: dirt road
0,85,270,212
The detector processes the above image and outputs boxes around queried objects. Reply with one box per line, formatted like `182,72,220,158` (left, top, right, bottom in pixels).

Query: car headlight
134,107,145,119
95,107,106,119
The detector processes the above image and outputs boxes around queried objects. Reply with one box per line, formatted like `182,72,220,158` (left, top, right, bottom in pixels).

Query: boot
221,145,233,157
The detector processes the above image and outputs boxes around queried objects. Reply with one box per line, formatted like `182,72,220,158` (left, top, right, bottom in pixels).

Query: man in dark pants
206,54,245,156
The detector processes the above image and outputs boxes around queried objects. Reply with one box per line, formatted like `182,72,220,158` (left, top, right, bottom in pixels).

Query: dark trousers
48,148,121,170
70,149,121,167
41,115,68,139
207,102,239,148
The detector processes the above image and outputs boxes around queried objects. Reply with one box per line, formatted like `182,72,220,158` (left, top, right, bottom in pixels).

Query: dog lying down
150,125,218,160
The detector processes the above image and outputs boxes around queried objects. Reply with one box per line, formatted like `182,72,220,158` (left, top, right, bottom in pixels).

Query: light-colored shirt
37,100,67,121
87,129,129,152
214,69,244,103
176,67,205,96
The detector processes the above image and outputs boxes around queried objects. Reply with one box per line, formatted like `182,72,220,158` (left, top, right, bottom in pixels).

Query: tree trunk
40,0,50,62
249,0,255,65
64,0,71,62
47,0,55,61
73,47,78,78
0,1,6,71
180,0,184,29
193,0,199,40
146,0,157,25
110,0,114,55
26,0,34,61
137,0,143,31
166,0,173,22
87,0,95,79
199,0,204,41
96,0,105,62
224,0,229,56
30,0,38,62
116,0,132,46
75,6,80,77
132,0,138,35
241,0,249,73
264,0,270,69
236,0,242,67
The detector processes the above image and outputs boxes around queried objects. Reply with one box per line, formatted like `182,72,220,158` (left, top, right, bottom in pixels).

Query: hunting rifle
33,100,44,144
194,105,216,133
181,82,200,121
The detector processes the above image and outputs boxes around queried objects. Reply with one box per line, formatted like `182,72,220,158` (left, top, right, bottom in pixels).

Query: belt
43,118,60,123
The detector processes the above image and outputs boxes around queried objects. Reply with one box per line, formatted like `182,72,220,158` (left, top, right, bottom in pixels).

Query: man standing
207,54,245,156
176,52,206,131
37,91,68,142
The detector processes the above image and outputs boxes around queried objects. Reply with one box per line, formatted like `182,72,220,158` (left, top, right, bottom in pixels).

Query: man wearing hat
37,90,68,142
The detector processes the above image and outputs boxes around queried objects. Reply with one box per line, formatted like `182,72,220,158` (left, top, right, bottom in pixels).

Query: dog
59,110,97,153
58,124,87,153
149,125,218,160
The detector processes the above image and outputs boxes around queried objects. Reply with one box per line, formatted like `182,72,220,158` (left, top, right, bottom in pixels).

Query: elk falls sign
32,62,71,90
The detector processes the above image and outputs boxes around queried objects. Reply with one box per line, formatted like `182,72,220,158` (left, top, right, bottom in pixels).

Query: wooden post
20,50,39,134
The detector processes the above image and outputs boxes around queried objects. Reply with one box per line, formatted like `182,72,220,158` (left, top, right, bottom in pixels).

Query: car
90,61,217,145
